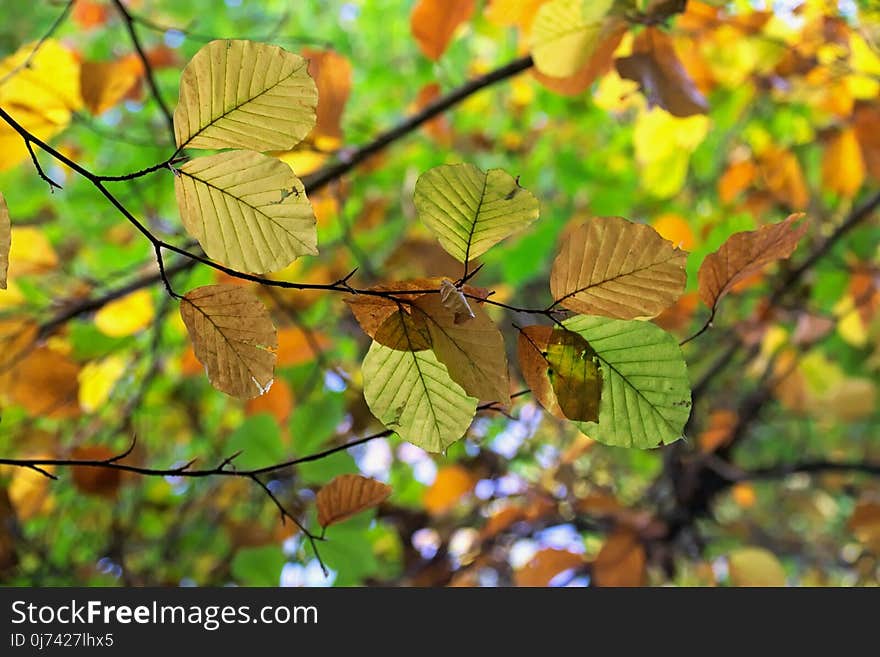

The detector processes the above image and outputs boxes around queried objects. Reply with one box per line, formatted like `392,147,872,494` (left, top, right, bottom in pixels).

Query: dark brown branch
111,0,176,143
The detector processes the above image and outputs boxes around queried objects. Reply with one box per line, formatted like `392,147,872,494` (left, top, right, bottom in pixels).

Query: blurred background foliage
0,0,879,586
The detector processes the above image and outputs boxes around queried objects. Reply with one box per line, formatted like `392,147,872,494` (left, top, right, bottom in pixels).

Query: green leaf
289,392,345,456
413,163,539,264
173,39,317,151
231,545,285,586
175,150,317,274
226,413,283,469
362,341,478,453
563,315,691,448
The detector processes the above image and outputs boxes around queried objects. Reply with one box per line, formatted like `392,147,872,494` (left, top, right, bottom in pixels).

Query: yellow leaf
78,355,127,412
94,289,155,337
728,547,786,586
316,474,392,528
550,216,688,319
530,0,618,78
634,107,710,198
175,150,317,274
834,295,868,347
410,0,476,61
485,0,547,35
173,40,317,151
7,226,58,276
0,39,82,121
180,285,278,399
822,128,865,198
424,465,476,515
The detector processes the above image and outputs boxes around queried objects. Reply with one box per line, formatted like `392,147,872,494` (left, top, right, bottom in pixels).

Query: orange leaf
302,49,352,143
411,0,476,61
698,408,738,453
759,148,809,210
615,27,708,117
532,25,626,96
423,465,475,515
697,213,807,312
652,212,695,250
854,103,880,182
5,347,80,419
276,326,331,367
718,159,757,204
515,548,585,586
592,529,646,587
72,0,109,29
316,474,391,528
822,127,866,198
245,377,294,424
412,83,453,146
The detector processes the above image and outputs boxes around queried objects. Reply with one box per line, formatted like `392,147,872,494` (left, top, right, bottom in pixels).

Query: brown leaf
593,529,646,587
179,285,278,399
615,27,708,117
854,103,880,181
80,58,142,116
758,148,809,210
302,48,352,143
697,213,807,312
316,474,391,528
849,498,880,553
550,216,688,319
515,548,585,587
6,346,80,418
70,445,122,498
411,292,509,402
411,0,476,60
0,193,9,289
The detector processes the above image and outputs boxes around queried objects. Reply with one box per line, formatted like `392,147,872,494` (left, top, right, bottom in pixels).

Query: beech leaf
316,474,392,528
179,285,278,399
697,213,807,313
563,315,691,448
175,150,317,274
413,163,539,265
362,341,477,453
615,27,709,118
173,40,317,151
550,216,688,319
410,0,476,61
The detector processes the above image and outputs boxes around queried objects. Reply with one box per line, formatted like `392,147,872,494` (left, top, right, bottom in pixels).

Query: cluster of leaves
0,0,878,587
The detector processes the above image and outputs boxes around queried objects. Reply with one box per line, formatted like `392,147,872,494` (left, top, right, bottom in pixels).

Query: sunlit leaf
423,464,476,515
410,0,476,61
78,355,127,413
413,163,539,264
362,341,477,452
175,150,317,273
179,284,278,399
821,127,865,198
93,289,155,337
80,58,142,116
563,315,691,448
173,40,317,151
550,216,687,319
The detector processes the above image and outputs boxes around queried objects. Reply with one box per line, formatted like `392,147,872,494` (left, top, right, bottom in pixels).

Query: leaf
78,355,127,413
316,474,392,528
226,413,284,470
93,289,155,337
362,341,478,453
516,325,602,422
821,127,865,198
530,0,623,78
179,284,278,399
849,499,880,553
344,279,436,350
438,279,474,324
515,548,586,586
79,58,142,116
410,0,476,61
0,193,9,290
423,465,476,515
563,315,691,448
70,445,123,498
550,216,688,319
411,293,510,403
615,27,709,117
697,213,807,313
413,163,539,264
593,529,646,587
532,24,626,96
231,545,284,586
245,376,294,424
175,150,317,274
302,48,353,144
5,346,80,419
728,547,786,587
173,40,317,151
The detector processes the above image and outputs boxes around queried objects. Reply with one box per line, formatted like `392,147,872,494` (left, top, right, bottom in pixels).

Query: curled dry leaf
438,279,475,324
410,0,476,61
697,213,807,313
615,27,709,118
174,40,317,151
316,474,391,528
179,285,278,399
550,216,688,319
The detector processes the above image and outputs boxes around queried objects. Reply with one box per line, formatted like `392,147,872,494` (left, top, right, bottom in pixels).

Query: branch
110,0,176,144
